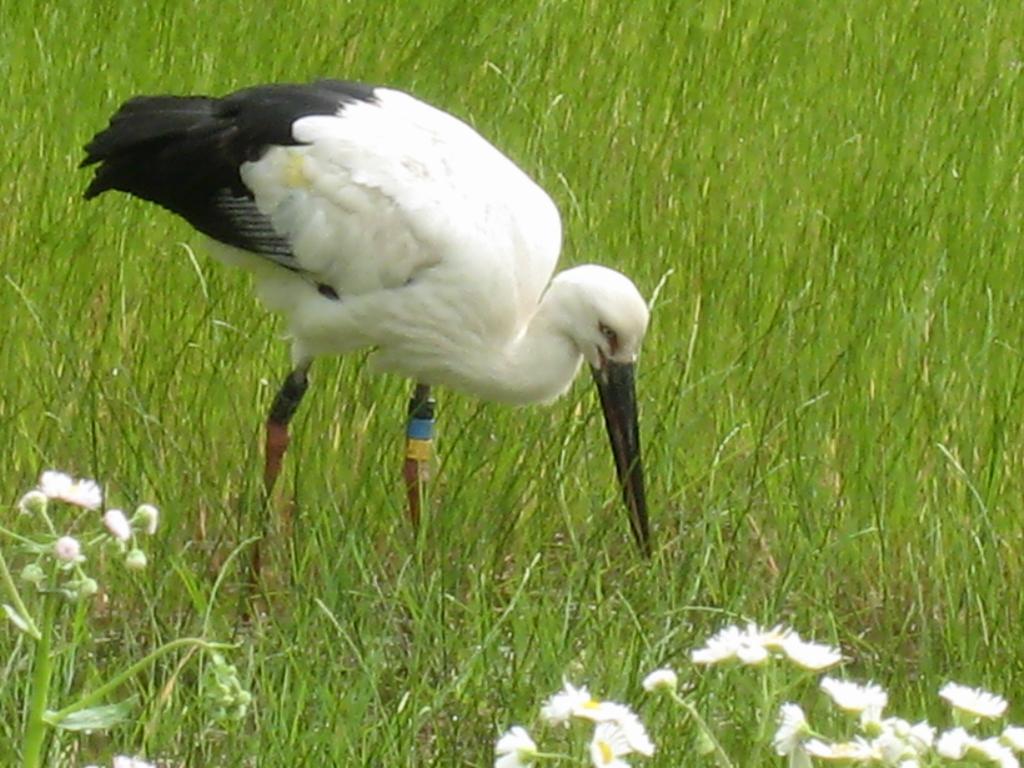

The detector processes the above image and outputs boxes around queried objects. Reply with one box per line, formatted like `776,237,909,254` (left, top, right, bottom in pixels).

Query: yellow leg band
406,438,432,462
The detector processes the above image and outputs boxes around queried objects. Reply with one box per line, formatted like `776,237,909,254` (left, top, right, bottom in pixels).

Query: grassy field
2,0,1024,765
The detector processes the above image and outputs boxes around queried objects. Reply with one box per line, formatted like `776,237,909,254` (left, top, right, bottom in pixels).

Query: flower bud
18,490,48,516
124,549,148,570
64,576,99,601
77,577,99,598
20,563,46,585
133,503,159,535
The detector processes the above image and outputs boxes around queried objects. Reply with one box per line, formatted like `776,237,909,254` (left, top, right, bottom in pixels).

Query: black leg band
269,368,309,425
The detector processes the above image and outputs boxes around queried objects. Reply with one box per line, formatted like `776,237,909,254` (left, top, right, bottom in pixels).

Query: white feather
213,87,646,404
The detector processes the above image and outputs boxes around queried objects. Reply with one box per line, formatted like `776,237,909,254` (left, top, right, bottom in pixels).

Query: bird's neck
482,294,583,405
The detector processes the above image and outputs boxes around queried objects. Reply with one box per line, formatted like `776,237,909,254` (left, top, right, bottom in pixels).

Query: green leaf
44,698,136,731
2,603,30,634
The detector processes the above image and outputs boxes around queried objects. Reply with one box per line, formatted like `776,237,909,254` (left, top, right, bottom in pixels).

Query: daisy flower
972,737,1020,768
890,719,936,754
494,726,537,768
940,682,1008,719
641,668,677,693
936,728,972,759
773,703,811,756
781,635,843,671
103,509,132,541
820,677,888,719
39,470,102,510
540,682,635,726
112,758,156,768
804,737,877,761
691,624,770,666
1002,726,1024,752
616,713,655,756
541,681,591,725
590,721,652,767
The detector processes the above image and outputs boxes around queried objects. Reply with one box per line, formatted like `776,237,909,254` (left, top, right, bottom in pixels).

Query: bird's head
547,264,652,553
548,265,650,370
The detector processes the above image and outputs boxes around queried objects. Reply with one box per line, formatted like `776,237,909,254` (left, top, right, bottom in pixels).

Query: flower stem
21,589,57,768
670,690,736,768
0,545,40,640
44,637,232,725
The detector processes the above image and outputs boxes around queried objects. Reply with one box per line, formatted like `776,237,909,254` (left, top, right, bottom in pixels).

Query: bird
80,79,652,553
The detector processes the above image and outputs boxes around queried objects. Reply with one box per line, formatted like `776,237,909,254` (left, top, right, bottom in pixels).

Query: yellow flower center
583,698,602,710
597,739,613,764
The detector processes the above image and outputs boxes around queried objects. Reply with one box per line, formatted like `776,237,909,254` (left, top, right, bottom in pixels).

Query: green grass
2,0,1024,764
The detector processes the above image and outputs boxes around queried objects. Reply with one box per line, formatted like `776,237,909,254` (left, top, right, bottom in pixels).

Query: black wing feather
81,80,377,266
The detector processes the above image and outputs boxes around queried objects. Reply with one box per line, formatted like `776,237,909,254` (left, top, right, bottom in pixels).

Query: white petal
104,509,133,541
774,703,810,756
1002,726,1024,752
641,668,677,692
820,677,888,714
940,682,1008,719
782,636,842,670
936,727,971,759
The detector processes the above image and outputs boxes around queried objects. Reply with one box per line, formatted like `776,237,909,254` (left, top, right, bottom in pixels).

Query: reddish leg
264,365,310,495
402,383,434,529
253,364,310,579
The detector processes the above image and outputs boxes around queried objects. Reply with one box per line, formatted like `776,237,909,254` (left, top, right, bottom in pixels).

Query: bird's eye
599,322,618,348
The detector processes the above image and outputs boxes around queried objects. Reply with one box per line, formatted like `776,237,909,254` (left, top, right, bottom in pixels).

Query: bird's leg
264,364,311,495
250,364,310,586
402,383,435,528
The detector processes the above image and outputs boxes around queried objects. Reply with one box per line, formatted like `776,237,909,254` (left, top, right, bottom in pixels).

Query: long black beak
590,360,650,555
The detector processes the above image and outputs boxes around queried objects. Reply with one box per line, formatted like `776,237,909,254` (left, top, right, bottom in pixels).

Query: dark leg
402,383,435,528
251,363,310,583
264,364,311,494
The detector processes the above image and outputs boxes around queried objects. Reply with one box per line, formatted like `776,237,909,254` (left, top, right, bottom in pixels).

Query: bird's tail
81,95,225,204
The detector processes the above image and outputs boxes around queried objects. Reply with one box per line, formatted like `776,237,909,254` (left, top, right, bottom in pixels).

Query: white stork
81,79,651,552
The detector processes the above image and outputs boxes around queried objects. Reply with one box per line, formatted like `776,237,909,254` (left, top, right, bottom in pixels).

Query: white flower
805,737,877,761
616,713,655,756
690,624,744,665
540,681,635,726
774,703,810,756
53,536,83,563
936,728,971,759
975,737,1021,768
590,721,644,767
899,720,936,753
752,624,793,650
691,623,773,666
18,490,48,515
641,668,677,693
690,622,837,669
855,717,934,766
940,682,1008,719
134,503,159,535
1002,726,1024,752
103,509,132,541
937,729,1020,767
39,470,102,510
820,677,888,719
540,682,594,726
112,758,156,768
495,726,537,768
782,635,842,670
